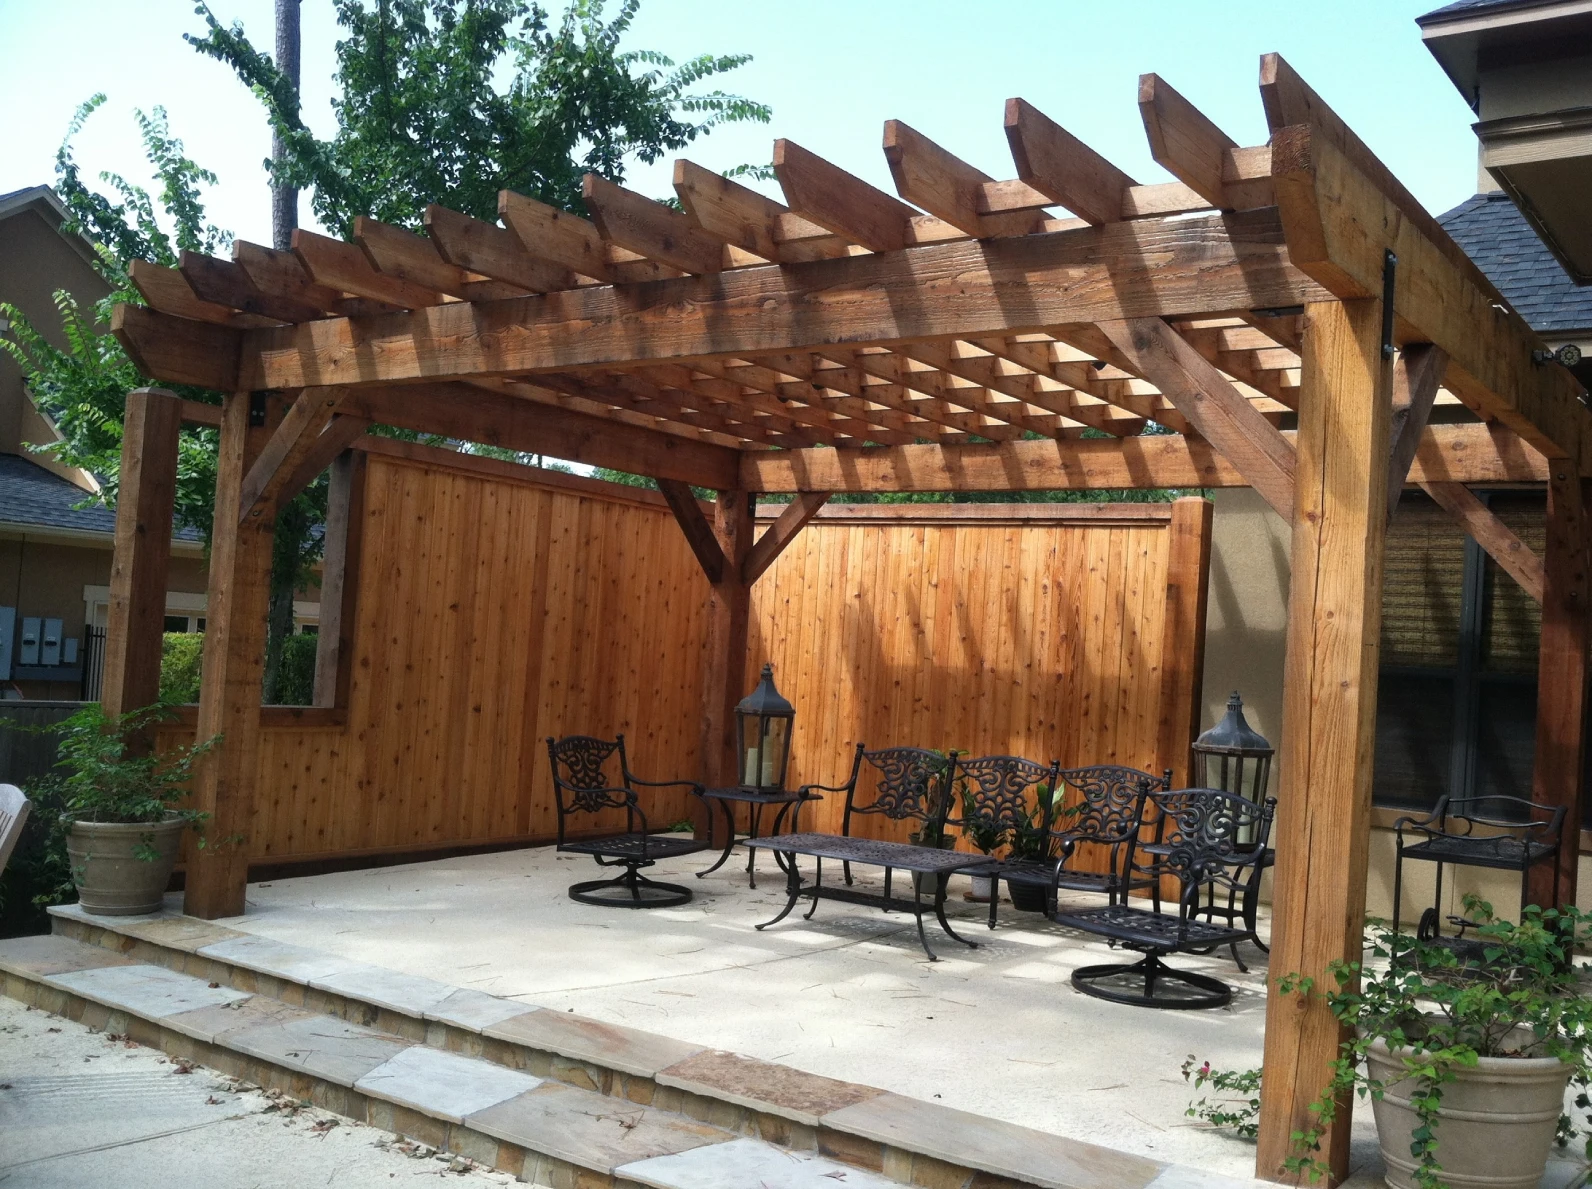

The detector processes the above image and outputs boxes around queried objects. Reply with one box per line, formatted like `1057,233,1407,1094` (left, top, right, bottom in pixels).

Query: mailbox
19,617,40,666
41,618,62,667
63,637,79,665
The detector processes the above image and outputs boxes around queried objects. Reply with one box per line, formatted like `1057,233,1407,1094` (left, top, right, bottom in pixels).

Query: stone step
36,903,1269,1189
0,933,900,1189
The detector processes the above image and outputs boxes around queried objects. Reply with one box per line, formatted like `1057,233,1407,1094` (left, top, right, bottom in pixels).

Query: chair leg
987,879,1000,931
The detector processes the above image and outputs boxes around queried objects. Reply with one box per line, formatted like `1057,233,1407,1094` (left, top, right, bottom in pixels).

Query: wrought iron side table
745,832,982,961
696,787,819,888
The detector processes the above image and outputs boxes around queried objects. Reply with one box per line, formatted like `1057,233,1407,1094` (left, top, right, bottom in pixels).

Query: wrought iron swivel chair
970,764,1169,929
546,735,708,908
1054,787,1276,1009
801,744,955,893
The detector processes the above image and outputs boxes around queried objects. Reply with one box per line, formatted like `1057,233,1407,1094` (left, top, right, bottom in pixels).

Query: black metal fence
79,624,105,702
0,700,80,789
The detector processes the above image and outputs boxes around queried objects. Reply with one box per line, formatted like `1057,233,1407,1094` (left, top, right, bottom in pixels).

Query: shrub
271,633,317,706
160,631,204,702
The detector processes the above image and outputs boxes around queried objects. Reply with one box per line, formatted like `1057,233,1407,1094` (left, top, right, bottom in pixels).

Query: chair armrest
628,776,704,795
797,781,852,795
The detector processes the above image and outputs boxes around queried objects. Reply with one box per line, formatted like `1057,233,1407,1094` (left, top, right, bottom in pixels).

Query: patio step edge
43,902,1270,1189
0,933,911,1189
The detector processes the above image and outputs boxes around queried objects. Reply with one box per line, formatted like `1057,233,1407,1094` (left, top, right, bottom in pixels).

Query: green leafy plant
41,703,219,841
186,0,771,233
1280,898,1592,1188
1006,782,1057,861
160,632,206,703
958,779,1006,855
1182,1056,1262,1140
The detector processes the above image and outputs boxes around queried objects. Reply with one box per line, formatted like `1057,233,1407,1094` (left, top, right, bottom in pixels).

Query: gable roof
0,452,201,542
0,185,100,268
1438,191,1592,334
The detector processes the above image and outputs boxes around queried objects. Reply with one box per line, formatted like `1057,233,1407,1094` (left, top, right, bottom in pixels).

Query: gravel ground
0,994,515,1189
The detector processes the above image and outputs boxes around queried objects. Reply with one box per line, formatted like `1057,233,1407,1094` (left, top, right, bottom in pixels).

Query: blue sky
0,1,1479,247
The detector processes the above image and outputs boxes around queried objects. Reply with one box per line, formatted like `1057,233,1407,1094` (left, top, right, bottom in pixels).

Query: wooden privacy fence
160,443,1210,866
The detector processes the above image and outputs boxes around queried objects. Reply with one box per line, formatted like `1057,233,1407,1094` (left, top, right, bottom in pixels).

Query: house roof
0,185,100,268
0,452,201,542
1417,0,1582,23
1438,191,1592,334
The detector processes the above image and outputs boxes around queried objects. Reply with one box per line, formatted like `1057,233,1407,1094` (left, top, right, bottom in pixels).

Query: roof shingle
0,452,200,540
1439,192,1592,334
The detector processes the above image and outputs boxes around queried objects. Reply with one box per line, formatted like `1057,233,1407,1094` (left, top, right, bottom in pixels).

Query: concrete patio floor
210,843,1586,1187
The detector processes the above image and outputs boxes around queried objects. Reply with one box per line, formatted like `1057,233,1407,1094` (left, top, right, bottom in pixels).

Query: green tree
186,0,771,232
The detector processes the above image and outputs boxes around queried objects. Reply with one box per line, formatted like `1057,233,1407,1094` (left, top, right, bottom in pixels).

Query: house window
163,615,192,633
1373,491,1547,818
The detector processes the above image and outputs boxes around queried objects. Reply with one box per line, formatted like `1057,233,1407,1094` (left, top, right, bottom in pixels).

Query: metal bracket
248,392,268,427
1381,250,1397,361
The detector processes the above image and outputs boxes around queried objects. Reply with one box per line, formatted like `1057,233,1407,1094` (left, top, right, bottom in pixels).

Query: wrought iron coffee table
744,832,981,961
696,787,819,888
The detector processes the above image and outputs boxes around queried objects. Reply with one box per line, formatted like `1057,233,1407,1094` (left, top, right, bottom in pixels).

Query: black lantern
736,663,794,791
1193,691,1274,808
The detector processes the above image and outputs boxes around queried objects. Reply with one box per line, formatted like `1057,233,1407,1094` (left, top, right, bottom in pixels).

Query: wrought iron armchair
800,744,955,892
1391,795,1566,947
1053,787,1276,1009
546,735,708,908
964,764,1169,929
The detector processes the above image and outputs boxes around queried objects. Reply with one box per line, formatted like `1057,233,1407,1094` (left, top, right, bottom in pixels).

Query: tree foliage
186,0,771,233
0,97,228,539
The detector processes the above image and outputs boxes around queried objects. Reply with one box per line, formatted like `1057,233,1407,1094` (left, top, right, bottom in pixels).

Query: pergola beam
236,387,351,525
1270,115,1589,467
1387,344,1451,520
213,209,1330,393
739,422,1545,493
337,381,743,489
1100,318,1297,520
1420,480,1545,604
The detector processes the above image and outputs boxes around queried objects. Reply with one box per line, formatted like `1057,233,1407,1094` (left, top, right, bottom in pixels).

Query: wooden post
102,388,183,726
184,391,276,919
1529,467,1590,908
700,491,753,811
1155,496,1213,785
312,450,367,708
1257,299,1392,1185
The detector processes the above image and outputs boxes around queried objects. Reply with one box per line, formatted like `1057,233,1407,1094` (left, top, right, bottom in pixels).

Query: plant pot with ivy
42,702,218,916
1278,898,1592,1189
997,782,1057,913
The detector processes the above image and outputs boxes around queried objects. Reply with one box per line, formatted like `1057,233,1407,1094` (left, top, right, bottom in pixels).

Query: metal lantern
1193,692,1274,807
736,663,795,791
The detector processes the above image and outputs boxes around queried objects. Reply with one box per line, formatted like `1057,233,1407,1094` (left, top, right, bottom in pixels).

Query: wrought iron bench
961,763,1169,929
1392,794,1566,949
800,744,956,897
1053,787,1276,1009
546,734,708,908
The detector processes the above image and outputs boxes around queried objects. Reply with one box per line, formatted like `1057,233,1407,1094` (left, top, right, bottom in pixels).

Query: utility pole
272,0,301,251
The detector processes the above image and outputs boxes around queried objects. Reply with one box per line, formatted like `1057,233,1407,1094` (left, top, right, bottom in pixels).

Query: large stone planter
1365,1035,1573,1189
64,814,185,916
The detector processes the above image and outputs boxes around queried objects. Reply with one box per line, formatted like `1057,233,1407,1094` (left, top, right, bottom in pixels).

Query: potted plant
1281,897,1592,1189
959,781,1005,903
39,702,218,916
1004,782,1056,912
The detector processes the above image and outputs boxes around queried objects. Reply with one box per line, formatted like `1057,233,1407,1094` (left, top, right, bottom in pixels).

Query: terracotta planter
65,814,186,916
1365,1035,1573,1189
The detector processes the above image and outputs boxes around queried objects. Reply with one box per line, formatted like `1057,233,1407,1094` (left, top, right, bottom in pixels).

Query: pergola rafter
104,53,1592,1188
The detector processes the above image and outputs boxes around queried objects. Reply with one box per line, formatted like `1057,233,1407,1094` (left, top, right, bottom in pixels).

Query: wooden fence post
101,388,183,726
1529,467,1590,908
700,491,753,812
313,450,367,708
1155,496,1213,785
184,391,276,919
1257,299,1392,1184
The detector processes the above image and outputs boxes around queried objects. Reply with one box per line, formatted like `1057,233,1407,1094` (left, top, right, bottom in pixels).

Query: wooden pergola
102,54,1589,1184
